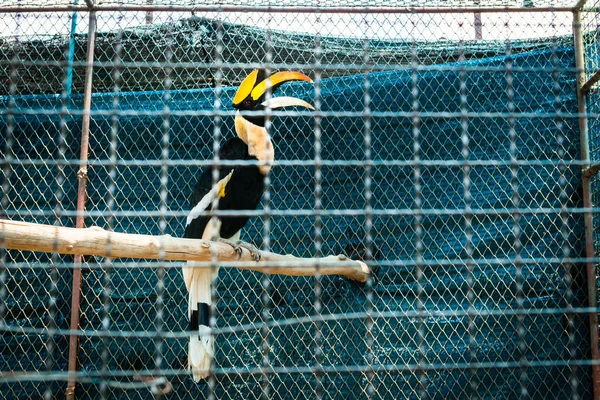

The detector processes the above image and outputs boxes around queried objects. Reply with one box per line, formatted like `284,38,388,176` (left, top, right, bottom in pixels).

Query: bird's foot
218,239,243,257
218,239,261,262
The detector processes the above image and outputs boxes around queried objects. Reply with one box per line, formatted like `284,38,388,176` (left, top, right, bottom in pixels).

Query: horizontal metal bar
1,307,599,341
0,108,592,120
2,206,598,219
0,5,576,14
0,60,578,75
1,358,599,384
4,255,600,270
0,157,590,169
581,68,600,95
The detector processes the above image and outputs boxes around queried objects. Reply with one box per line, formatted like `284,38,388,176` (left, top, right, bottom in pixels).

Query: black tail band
189,302,210,331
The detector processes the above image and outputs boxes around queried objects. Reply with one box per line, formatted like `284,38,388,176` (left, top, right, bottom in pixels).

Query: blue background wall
0,46,593,399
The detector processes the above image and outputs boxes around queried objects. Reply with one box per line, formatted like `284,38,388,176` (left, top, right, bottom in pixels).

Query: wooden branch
0,219,370,283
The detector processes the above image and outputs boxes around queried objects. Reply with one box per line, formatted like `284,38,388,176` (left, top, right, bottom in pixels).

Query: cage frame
1,0,600,398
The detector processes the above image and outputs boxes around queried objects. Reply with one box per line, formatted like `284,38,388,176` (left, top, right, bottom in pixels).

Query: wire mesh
0,2,598,400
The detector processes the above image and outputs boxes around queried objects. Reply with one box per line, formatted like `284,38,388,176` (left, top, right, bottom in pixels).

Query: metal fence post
65,7,97,400
572,8,600,400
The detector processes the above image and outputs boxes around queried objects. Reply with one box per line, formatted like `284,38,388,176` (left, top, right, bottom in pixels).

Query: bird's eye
244,99,252,107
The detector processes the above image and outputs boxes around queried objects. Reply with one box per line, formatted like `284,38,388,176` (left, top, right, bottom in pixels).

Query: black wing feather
184,137,264,240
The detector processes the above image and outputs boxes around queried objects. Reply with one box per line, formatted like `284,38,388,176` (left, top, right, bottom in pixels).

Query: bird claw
218,239,241,256
237,240,261,262
234,245,243,257
219,239,261,262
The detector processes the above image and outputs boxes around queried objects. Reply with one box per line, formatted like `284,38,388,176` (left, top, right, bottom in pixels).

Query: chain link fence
1,1,599,399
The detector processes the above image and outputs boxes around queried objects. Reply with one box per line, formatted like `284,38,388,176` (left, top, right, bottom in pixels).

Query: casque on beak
233,69,314,111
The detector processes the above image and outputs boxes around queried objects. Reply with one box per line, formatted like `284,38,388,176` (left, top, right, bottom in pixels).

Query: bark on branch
0,219,370,282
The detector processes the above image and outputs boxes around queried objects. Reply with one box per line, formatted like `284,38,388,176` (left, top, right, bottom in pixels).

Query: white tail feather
187,265,216,381
186,216,221,380
189,326,214,381
184,219,240,381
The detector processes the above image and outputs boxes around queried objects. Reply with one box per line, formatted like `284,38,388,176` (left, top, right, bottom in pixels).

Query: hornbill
183,69,314,381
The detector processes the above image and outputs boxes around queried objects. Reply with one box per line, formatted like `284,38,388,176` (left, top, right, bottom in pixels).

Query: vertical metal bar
573,9,600,400
156,10,172,395
473,0,482,40
66,10,97,400
98,12,122,399
1,13,18,334
574,0,589,11
145,0,154,24
409,11,426,398
574,10,590,166
505,37,527,400
66,0,79,97
47,25,71,399
474,13,482,40
362,12,374,400
312,11,323,399
262,12,273,400
551,23,579,398
15,0,22,39
208,13,224,398
462,39,477,400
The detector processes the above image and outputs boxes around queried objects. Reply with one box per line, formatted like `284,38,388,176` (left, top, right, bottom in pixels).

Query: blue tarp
0,46,593,399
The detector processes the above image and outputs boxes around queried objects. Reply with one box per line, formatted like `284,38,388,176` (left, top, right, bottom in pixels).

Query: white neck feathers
234,112,274,175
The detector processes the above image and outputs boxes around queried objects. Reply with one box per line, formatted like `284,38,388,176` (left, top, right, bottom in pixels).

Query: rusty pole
573,9,600,400
65,9,97,400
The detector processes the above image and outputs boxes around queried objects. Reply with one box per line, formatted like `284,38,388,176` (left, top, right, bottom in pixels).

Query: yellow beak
250,71,313,101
